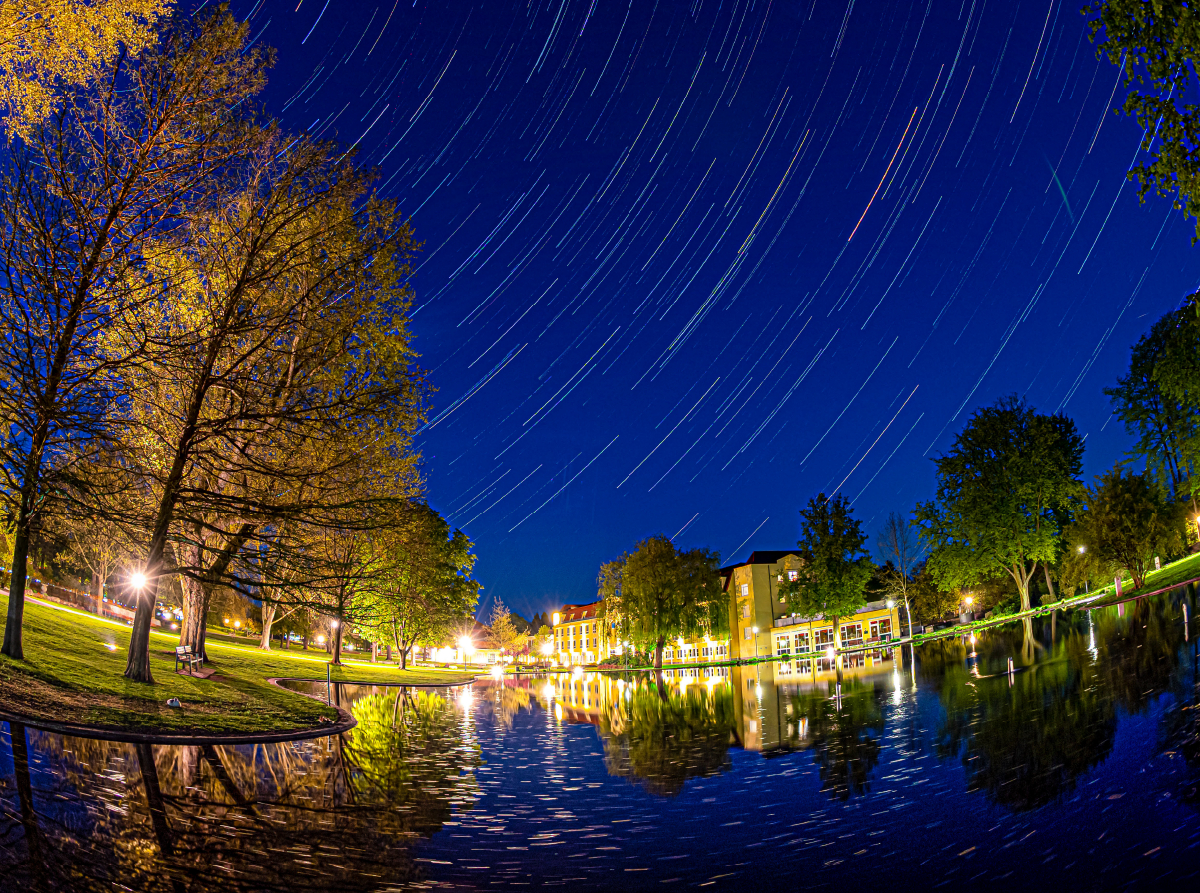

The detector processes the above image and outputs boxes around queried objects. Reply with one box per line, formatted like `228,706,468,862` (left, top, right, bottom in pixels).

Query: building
551,602,611,665
721,550,901,666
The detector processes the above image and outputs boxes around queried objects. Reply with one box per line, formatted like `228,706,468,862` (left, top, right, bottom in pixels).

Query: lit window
787,570,798,582
741,604,751,619
740,583,749,597
744,628,752,640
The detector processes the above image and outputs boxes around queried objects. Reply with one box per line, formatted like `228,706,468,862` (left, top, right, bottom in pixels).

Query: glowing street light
130,572,147,591
1077,545,1086,554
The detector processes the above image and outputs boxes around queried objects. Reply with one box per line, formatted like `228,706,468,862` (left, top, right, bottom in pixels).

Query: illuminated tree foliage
0,0,171,140
1065,465,1186,591
600,535,724,671
0,10,270,660
916,395,1084,617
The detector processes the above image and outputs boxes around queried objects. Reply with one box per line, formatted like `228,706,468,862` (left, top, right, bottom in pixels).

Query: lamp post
751,626,759,661
1079,545,1088,592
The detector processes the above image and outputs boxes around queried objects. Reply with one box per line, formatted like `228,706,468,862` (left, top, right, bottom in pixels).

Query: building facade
721,550,902,666
552,602,611,665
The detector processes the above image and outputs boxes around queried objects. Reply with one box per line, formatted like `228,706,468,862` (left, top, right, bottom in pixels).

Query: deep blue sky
224,0,1197,619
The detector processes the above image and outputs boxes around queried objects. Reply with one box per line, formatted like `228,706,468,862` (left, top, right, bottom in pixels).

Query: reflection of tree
787,680,885,800
478,681,532,731
1095,599,1186,715
937,635,1116,811
341,688,481,834
598,683,736,797
0,685,480,891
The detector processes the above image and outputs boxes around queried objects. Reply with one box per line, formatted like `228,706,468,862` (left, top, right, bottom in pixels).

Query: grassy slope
0,596,476,735
1080,549,1200,608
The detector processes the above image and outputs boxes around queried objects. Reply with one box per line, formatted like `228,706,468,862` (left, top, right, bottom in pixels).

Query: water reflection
597,677,737,797
4,590,1200,889
0,685,478,891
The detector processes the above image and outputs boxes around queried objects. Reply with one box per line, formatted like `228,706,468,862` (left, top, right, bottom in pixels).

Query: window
794,631,810,653
840,622,863,645
775,635,791,656
787,569,798,582
740,583,749,597
741,603,751,619
744,627,753,640
813,627,834,647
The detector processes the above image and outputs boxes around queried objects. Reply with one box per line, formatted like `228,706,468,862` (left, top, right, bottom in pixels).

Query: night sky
221,0,1198,618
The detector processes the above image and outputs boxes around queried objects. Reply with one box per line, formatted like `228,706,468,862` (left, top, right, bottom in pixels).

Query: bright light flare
130,572,147,590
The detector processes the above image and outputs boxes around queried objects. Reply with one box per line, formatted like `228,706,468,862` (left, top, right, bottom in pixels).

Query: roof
555,602,600,623
718,550,800,575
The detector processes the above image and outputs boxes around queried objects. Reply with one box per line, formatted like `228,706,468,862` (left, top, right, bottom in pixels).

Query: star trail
237,0,1200,617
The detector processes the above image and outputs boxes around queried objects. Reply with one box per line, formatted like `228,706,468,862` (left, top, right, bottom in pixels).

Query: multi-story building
552,602,611,665
550,549,902,668
721,549,901,667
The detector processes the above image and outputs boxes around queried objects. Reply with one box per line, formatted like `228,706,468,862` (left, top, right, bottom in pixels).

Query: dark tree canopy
780,493,874,646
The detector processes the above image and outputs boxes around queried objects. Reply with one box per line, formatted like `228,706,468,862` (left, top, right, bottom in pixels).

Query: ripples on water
4,592,1200,890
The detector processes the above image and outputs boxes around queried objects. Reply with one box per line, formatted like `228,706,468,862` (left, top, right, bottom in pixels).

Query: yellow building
721,550,902,666
552,602,611,665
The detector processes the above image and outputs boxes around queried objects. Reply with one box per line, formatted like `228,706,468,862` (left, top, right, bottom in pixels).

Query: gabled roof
556,602,600,623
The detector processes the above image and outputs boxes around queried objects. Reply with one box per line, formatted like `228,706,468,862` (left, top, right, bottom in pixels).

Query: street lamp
751,626,759,661
130,572,147,591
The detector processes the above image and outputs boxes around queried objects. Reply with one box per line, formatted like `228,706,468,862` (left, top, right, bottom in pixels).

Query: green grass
1079,549,1200,608
0,596,477,735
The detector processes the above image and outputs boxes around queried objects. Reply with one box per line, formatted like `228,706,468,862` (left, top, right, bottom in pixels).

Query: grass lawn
1081,549,1200,608
0,595,477,735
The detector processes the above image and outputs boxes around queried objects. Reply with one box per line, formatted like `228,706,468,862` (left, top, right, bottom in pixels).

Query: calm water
3,593,1200,891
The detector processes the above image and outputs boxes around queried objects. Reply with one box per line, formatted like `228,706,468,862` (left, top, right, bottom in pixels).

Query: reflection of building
730,660,901,755
721,550,901,665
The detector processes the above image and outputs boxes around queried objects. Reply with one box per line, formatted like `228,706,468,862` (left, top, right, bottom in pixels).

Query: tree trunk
371,640,378,662
89,571,104,615
302,634,308,650
1042,564,1058,603
331,622,344,664
11,720,46,892
260,603,276,650
135,743,174,857
654,636,664,671
179,571,209,654
2,517,33,659
399,646,408,670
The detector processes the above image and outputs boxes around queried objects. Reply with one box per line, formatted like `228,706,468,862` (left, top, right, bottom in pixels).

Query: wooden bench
175,645,203,674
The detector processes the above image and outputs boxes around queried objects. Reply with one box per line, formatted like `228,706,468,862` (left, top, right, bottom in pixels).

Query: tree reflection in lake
932,594,1198,812
0,685,479,891
598,677,736,796
783,679,886,801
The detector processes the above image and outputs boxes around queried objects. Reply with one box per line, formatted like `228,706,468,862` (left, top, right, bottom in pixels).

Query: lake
3,591,1200,890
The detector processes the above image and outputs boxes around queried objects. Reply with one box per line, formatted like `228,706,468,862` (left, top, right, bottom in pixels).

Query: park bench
175,645,203,675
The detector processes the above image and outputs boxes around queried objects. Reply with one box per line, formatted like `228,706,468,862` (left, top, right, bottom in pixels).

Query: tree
780,494,874,652
1068,465,1186,590
354,504,478,670
111,101,424,682
875,510,923,638
1104,306,1200,509
604,535,724,672
0,0,171,141
0,10,269,660
487,600,523,656
1085,1,1200,240
916,395,1084,620
906,566,960,624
